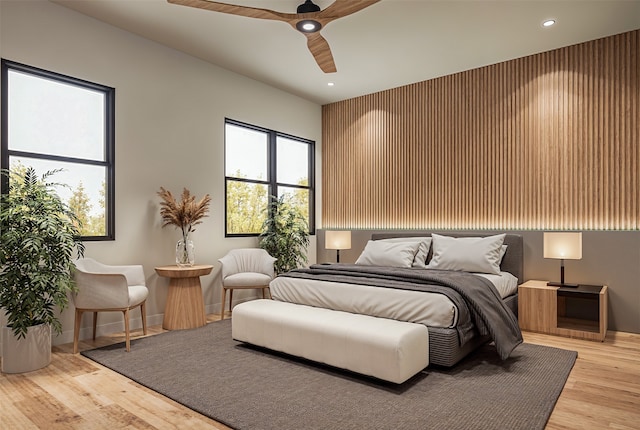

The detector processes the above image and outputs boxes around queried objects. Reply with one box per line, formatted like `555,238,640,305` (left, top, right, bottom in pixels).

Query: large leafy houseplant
259,195,310,274
0,167,85,339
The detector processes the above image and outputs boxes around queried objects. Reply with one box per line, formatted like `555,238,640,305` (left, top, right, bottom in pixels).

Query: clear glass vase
176,236,195,267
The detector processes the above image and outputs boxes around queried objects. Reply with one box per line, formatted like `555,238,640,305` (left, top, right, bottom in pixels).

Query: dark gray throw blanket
281,264,523,360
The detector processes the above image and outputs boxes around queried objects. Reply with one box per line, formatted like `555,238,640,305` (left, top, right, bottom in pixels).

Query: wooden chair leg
73,309,83,354
220,287,227,320
92,311,98,340
261,288,266,299
140,301,147,335
229,289,234,314
123,308,131,352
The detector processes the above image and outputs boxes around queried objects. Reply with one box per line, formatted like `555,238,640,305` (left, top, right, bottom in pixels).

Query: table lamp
325,230,351,263
543,232,582,287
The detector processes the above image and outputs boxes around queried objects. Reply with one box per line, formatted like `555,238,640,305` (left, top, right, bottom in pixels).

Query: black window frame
224,118,315,238
1,59,116,241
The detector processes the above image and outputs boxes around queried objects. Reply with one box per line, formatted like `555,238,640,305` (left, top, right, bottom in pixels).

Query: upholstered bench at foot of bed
232,299,429,384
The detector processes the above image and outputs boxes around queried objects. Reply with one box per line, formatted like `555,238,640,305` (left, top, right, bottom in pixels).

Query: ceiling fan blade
168,0,377,73
305,32,337,73
317,0,381,22
167,0,294,22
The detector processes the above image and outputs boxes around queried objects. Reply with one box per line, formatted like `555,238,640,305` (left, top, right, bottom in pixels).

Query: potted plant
259,195,310,274
0,167,84,373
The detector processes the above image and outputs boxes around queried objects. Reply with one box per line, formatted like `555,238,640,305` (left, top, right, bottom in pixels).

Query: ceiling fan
167,0,381,73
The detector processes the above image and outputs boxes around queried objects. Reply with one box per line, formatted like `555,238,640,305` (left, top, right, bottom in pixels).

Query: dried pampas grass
157,187,211,239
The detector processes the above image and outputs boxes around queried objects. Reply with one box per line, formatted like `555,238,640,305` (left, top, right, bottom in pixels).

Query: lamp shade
325,230,351,250
543,232,582,260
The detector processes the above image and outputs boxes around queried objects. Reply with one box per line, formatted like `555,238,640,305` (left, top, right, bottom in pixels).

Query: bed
269,232,524,367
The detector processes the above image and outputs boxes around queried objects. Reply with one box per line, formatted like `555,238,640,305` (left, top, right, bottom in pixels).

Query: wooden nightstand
518,280,608,342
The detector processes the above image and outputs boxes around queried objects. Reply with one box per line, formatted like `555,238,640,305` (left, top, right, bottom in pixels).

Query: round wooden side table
155,264,213,330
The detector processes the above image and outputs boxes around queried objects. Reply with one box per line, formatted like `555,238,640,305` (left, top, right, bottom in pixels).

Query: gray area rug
82,319,577,430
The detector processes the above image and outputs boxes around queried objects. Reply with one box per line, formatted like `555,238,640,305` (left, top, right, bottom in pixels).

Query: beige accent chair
218,249,276,320
72,258,149,353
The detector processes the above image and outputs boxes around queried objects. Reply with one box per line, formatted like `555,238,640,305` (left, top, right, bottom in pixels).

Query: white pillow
426,234,506,275
355,240,421,268
378,237,432,268
499,245,507,263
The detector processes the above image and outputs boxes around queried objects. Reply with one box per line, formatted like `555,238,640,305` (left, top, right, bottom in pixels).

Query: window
225,118,315,236
1,59,115,240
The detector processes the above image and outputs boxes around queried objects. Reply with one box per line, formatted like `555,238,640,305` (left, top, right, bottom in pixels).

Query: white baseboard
53,298,254,347
54,313,161,346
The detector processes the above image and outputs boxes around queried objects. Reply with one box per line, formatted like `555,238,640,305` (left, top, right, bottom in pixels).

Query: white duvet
269,271,518,328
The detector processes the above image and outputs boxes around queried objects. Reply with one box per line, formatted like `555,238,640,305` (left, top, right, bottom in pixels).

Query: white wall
0,0,321,347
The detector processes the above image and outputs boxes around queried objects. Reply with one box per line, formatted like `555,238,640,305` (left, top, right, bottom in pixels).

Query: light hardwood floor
1,314,639,429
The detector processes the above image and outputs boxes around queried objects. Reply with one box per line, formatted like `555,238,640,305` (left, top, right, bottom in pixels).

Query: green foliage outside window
226,171,268,235
224,119,314,237
67,181,106,236
226,171,310,235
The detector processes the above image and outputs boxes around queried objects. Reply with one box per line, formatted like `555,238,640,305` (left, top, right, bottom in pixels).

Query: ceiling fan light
297,0,321,14
296,19,321,33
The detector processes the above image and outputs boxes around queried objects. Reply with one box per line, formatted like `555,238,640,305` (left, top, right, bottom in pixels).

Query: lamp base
547,281,579,288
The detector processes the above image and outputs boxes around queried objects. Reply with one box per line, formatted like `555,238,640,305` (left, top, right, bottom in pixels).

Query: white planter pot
1,324,51,374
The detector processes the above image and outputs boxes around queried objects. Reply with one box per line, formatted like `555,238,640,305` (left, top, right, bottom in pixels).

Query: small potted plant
157,187,211,266
259,195,310,274
0,167,84,373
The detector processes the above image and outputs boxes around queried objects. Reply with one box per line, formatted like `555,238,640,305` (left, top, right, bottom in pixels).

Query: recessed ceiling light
542,19,556,27
327,82,335,87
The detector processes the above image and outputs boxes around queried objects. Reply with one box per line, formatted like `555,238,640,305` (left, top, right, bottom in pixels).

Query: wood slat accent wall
322,30,639,230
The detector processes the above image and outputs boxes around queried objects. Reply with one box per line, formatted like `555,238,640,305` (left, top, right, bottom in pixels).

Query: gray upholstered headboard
371,232,524,284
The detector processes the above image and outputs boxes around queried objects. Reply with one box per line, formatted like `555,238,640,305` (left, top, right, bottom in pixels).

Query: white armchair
218,249,276,320
72,258,149,353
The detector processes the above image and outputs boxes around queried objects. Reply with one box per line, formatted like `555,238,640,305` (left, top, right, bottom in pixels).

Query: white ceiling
52,0,640,105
